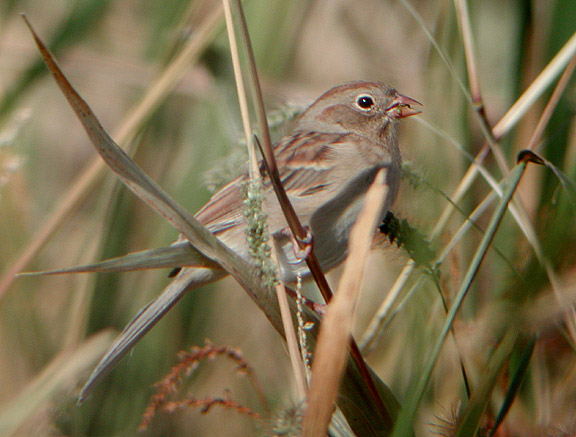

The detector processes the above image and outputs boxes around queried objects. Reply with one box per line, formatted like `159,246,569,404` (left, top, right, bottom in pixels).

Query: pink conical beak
386,93,422,119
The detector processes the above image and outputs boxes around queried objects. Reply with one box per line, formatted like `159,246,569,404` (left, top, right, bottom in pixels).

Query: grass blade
18,242,220,275
303,171,392,435
391,160,530,436
454,330,518,436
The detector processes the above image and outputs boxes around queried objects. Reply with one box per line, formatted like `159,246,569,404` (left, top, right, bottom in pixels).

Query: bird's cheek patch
319,104,353,126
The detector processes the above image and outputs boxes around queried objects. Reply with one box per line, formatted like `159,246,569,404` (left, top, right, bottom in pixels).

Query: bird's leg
284,286,325,315
278,225,314,263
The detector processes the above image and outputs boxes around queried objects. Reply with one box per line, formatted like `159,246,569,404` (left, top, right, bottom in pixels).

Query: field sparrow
80,81,420,400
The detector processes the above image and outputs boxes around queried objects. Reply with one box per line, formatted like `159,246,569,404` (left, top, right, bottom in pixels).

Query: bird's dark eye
356,94,375,110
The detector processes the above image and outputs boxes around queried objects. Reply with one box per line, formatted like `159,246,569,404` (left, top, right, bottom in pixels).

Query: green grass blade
487,337,535,436
454,330,518,436
392,161,529,436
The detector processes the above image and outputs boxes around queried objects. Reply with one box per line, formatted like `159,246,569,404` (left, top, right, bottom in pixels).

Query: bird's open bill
386,93,422,118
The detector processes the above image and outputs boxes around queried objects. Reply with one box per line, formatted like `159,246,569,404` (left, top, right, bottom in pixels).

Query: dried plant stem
453,0,498,143
303,171,391,436
222,0,258,176
227,0,391,425
272,242,309,398
454,0,481,110
222,0,307,399
454,0,507,175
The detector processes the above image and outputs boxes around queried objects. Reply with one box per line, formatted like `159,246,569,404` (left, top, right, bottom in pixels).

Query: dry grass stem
303,170,389,436
223,0,307,399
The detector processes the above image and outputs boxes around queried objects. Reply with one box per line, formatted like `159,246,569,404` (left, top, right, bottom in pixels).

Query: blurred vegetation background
0,0,575,435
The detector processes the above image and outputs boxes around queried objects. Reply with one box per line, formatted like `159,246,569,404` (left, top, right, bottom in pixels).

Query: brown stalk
222,0,308,399
303,171,390,436
454,0,492,139
230,0,391,425
453,0,509,175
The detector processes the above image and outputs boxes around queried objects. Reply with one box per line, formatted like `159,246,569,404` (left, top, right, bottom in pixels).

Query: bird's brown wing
194,175,247,235
195,132,354,231
272,131,352,197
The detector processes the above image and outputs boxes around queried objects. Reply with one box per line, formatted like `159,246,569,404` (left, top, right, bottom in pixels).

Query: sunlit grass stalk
303,171,391,435
453,0,482,110
493,30,576,139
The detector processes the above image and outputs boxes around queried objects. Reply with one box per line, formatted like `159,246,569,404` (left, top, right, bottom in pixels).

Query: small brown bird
80,81,420,400
191,81,419,281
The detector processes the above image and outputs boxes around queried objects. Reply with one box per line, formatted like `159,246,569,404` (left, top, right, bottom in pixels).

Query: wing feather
195,131,363,234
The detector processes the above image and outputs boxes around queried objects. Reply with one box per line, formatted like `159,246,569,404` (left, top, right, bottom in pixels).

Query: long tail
78,267,225,403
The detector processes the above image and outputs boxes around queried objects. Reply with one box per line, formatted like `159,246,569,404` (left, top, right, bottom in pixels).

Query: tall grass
0,0,575,435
